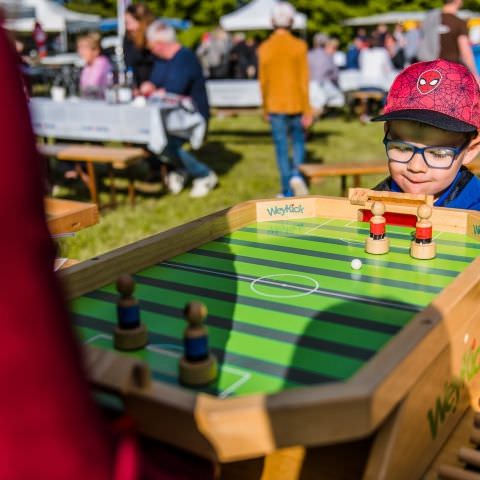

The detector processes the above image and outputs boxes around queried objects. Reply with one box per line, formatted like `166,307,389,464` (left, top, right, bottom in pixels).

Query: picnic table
30,97,206,154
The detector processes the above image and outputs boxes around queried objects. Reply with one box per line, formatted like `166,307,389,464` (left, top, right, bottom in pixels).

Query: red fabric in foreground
0,27,213,480
0,27,114,479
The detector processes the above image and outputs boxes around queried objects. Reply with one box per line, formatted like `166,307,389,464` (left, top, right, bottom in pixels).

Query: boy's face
385,120,479,197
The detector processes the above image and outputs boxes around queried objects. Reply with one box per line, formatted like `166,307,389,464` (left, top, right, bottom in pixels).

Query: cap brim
371,109,477,133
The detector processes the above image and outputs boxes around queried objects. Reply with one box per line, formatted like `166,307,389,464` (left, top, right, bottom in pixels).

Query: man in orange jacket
258,2,312,198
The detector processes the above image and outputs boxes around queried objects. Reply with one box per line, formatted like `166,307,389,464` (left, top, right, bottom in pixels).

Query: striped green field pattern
71,217,479,398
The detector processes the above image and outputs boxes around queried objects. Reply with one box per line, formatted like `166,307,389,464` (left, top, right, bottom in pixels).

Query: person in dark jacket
124,3,155,86
141,21,217,198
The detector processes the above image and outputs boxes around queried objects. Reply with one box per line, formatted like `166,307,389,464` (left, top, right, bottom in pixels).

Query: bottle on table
104,71,118,104
117,68,134,104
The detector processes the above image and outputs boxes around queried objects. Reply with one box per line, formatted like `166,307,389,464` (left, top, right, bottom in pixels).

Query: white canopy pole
117,0,131,41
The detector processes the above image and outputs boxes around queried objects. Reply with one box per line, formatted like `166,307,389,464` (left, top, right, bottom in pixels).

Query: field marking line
164,262,318,295
163,260,416,311
219,367,252,399
304,218,333,235
250,273,319,298
147,344,182,358
148,344,251,397
84,333,112,344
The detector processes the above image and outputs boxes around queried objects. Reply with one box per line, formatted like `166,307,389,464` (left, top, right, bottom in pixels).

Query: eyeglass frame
382,129,471,170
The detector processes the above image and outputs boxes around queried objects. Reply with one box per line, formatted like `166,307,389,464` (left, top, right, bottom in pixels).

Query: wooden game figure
410,204,436,260
114,273,148,350
365,201,390,255
179,301,217,387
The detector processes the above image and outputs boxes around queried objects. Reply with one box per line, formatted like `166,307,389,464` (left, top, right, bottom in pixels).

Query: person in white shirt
358,35,396,91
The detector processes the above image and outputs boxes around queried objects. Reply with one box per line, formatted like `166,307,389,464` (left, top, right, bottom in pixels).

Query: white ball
351,258,362,270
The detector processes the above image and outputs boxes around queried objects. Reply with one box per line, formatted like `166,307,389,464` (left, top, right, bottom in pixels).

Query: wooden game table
60,191,480,479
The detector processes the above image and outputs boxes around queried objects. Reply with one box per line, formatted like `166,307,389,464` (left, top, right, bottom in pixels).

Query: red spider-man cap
373,59,480,133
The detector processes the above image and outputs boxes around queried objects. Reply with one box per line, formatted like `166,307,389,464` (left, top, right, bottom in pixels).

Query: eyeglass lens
386,141,456,168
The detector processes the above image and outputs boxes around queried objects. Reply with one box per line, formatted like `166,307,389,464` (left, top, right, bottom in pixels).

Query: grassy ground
58,115,386,261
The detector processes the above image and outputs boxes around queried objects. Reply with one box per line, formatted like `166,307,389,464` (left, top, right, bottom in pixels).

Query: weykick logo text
266,204,305,217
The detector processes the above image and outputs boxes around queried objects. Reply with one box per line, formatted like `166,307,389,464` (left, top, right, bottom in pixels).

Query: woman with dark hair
124,3,156,86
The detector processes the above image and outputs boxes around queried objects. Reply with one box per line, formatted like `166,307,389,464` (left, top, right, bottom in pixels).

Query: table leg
108,166,117,208
353,175,361,188
85,161,99,207
127,167,136,207
341,175,347,196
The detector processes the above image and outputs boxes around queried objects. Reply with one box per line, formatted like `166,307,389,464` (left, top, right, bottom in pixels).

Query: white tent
343,10,480,27
220,0,307,31
2,0,100,33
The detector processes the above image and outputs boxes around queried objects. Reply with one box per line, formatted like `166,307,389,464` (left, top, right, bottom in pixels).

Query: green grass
58,115,386,261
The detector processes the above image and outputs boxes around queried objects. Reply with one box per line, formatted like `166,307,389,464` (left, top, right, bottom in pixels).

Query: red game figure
365,201,390,254
411,204,436,259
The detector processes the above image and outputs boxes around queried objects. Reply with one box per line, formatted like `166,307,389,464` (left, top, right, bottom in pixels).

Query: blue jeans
269,114,305,196
165,135,211,179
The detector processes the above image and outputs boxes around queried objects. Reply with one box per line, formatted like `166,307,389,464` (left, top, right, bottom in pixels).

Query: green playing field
71,217,479,398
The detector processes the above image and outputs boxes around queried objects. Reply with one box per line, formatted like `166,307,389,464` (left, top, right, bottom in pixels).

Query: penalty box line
84,334,251,398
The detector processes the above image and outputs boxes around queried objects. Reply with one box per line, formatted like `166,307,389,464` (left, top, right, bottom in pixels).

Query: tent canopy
220,0,307,31
2,0,100,32
343,9,480,26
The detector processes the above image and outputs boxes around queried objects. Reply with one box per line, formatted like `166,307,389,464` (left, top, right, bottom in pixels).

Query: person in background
124,3,155,87
469,18,480,75
374,23,389,47
33,20,47,58
258,1,312,198
346,35,367,70
308,33,336,84
439,0,478,79
385,29,405,70
196,27,231,79
308,35,344,115
403,20,421,64
141,21,218,198
356,27,368,43
229,32,258,79
359,34,395,91
77,32,111,98
197,31,212,77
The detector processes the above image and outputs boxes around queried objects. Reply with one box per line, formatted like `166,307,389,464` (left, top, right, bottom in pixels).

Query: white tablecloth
206,70,399,109
30,97,207,153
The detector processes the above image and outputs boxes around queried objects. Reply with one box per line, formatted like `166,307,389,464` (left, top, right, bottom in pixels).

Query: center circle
250,274,319,298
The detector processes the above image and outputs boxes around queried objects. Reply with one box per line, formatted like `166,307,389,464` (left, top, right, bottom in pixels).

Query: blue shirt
150,47,210,121
375,168,480,210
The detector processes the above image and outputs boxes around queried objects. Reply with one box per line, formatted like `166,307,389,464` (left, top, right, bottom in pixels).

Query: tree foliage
66,0,480,45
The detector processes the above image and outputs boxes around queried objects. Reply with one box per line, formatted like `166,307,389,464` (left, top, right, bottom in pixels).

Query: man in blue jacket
141,21,217,198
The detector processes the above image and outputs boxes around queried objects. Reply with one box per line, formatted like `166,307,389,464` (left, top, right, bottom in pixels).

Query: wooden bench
38,144,147,208
45,198,99,270
346,90,385,119
300,160,480,196
45,198,99,236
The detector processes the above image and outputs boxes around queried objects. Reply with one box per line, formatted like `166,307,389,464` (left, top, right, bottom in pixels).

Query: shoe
289,176,309,196
166,171,185,195
190,172,218,198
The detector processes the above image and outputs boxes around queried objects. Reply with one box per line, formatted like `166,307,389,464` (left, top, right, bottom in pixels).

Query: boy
372,58,480,210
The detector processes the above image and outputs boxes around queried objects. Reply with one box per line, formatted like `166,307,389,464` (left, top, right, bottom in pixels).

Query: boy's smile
386,120,476,197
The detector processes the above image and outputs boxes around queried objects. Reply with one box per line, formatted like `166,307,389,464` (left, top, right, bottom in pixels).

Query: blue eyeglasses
383,131,470,169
